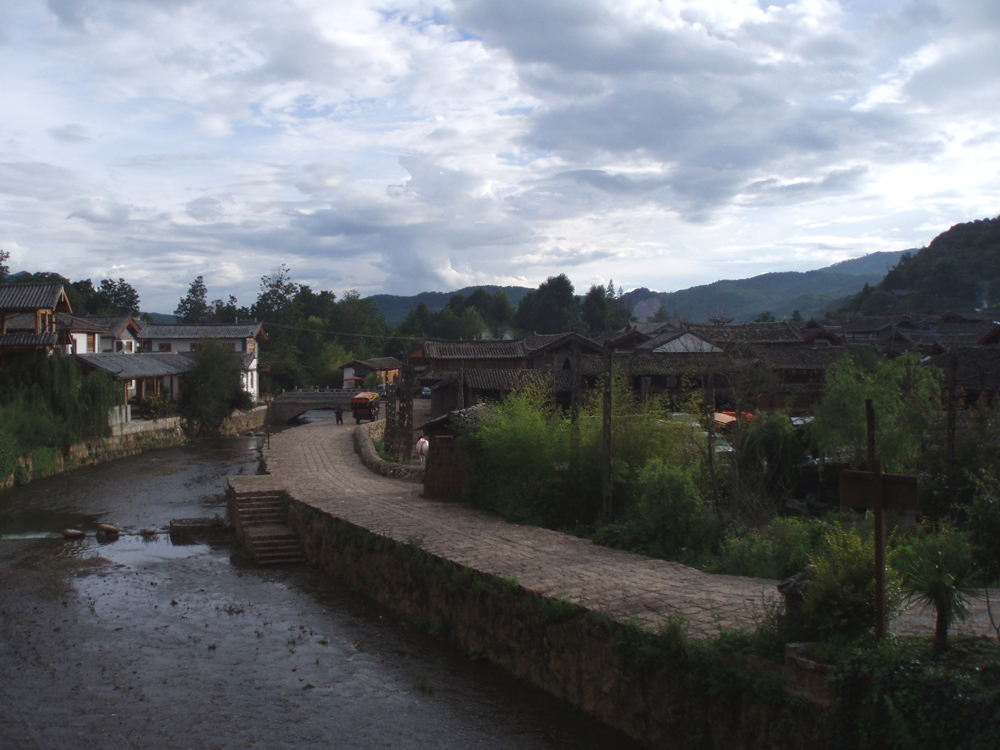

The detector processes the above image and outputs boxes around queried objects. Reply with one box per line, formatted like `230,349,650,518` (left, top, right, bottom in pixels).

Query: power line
262,320,424,343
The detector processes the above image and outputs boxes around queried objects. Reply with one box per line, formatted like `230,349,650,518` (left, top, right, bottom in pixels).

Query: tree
515,274,581,334
0,249,9,281
811,352,942,473
251,265,299,323
178,340,253,436
649,305,672,324
96,278,140,313
175,276,210,323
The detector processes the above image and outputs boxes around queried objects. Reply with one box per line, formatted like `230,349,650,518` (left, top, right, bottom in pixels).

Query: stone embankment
232,418,835,748
2,406,266,489
233,416,1000,748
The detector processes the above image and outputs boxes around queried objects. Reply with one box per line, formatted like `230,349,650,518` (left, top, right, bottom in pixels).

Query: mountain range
369,251,907,326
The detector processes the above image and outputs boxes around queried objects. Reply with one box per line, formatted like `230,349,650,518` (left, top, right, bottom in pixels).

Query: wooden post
866,399,887,640
601,342,613,524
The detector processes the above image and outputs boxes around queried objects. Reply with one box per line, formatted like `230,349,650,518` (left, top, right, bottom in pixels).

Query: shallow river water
0,436,639,750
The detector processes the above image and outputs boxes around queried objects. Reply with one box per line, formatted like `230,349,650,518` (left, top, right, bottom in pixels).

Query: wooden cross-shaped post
839,399,919,639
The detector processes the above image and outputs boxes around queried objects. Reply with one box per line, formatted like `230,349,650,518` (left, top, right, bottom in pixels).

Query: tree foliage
840,215,1000,314
514,274,582,334
811,352,942,473
178,340,253,436
174,276,211,323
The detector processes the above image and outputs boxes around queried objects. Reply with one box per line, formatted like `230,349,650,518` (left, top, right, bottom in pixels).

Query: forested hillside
839,217,1000,315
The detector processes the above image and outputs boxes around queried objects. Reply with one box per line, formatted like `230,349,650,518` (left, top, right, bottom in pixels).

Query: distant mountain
620,251,908,323
369,285,532,327
838,217,1000,315
367,253,911,327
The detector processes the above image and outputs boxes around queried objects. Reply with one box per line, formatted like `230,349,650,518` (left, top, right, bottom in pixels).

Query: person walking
334,403,344,425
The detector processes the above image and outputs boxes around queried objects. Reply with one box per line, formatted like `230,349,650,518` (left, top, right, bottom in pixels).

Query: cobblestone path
237,418,997,641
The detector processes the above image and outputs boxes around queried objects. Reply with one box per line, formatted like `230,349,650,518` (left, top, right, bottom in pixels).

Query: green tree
0,249,9,281
175,276,210,323
811,352,941,473
514,274,581,334
95,278,141,313
178,340,253,436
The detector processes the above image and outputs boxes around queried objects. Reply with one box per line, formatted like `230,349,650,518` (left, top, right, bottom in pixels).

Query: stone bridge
270,389,357,423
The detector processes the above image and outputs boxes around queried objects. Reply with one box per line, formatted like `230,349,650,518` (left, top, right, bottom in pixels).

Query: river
0,435,639,750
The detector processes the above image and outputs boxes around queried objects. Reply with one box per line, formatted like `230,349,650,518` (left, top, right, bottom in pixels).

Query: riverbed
0,436,638,749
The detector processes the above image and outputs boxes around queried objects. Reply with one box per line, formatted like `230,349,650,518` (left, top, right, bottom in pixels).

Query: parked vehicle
350,391,380,423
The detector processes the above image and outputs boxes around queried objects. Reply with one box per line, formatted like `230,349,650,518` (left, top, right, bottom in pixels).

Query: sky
1,0,999,314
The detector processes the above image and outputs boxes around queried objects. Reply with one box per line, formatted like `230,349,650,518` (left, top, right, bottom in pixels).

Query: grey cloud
67,198,131,224
185,196,223,221
0,161,81,201
48,123,91,143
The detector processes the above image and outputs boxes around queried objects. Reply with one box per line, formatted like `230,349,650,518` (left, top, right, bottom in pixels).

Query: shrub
717,516,834,580
634,459,722,559
801,525,902,640
895,523,981,654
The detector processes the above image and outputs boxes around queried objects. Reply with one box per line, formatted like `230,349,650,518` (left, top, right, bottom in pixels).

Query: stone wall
284,500,830,750
220,405,268,436
354,422,424,482
1,407,265,489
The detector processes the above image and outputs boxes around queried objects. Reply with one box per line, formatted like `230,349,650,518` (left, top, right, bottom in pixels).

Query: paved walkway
242,418,997,641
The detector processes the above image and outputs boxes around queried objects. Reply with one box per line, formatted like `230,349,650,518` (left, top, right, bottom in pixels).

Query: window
87,334,96,352
159,343,171,352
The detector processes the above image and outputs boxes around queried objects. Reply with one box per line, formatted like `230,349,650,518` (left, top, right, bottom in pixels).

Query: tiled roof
0,283,70,312
422,339,528,359
78,315,138,337
360,356,403,370
927,348,1000,392
463,368,569,392
3,312,104,333
136,322,264,340
0,331,59,348
75,352,197,379
687,322,804,347
754,347,850,370
58,314,107,332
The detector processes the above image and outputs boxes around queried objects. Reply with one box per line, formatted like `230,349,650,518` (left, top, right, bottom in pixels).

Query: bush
716,516,835,580
800,525,902,640
634,459,722,559
895,523,981,653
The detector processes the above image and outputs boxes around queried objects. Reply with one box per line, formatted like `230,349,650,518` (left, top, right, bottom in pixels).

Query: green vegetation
0,353,118,480
839,216,1000,315
178,340,253,436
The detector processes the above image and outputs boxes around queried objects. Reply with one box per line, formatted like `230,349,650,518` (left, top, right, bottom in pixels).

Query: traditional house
0,283,73,362
136,322,266,401
82,315,143,353
341,356,404,389
75,352,195,415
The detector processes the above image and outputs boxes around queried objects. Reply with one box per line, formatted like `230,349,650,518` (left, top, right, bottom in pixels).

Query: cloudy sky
1,0,998,313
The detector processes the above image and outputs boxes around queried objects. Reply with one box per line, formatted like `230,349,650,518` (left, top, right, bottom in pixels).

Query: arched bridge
270,389,357,424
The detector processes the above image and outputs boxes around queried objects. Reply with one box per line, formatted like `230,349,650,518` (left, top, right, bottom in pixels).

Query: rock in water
96,523,119,534
62,529,85,540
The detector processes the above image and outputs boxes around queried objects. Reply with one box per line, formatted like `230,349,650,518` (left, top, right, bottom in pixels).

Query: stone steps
230,487,305,566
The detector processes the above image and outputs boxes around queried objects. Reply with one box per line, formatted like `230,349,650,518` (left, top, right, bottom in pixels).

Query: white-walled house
136,322,266,402
80,315,143,353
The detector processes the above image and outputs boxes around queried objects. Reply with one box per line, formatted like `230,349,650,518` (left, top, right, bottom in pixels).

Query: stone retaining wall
354,422,424,482
1,407,266,489
284,499,829,750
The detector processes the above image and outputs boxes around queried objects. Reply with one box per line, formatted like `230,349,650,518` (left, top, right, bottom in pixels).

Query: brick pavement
238,418,997,641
